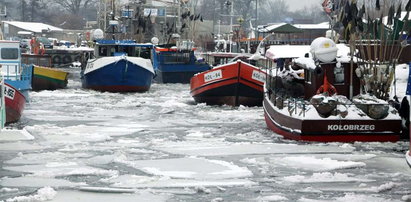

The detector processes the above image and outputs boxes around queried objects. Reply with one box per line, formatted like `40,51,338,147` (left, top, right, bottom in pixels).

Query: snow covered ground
0,68,410,201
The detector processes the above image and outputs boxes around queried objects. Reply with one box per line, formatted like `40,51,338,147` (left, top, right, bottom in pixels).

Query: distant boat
32,66,69,91
81,40,154,92
22,53,69,91
152,43,211,83
190,60,266,106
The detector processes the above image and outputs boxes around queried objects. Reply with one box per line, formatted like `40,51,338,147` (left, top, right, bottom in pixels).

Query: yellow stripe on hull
33,66,68,81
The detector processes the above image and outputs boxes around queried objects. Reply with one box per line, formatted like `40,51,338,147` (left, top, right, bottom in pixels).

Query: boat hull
263,97,401,142
190,61,266,106
32,66,68,91
82,58,154,92
4,83,25,123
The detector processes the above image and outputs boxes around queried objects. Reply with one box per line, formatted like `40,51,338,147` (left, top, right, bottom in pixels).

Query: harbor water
0,67,410,202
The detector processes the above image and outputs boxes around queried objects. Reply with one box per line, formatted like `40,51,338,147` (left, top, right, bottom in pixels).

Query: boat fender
52,55,62,65
62,55,72,64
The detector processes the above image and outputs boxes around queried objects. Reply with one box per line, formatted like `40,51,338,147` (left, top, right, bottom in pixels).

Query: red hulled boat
4,83,26,123
263,40,402,143
190,60,266,106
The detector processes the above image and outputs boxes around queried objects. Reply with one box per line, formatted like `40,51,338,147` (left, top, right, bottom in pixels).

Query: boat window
1,48,19,60
99,47,108,57
135,47,151,59
162,52,190,64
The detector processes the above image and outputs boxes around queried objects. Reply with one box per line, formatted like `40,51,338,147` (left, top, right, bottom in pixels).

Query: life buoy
62,55,72,64
52,55,62,65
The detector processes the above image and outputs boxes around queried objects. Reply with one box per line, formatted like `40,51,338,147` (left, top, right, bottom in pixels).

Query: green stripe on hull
33,74,67,85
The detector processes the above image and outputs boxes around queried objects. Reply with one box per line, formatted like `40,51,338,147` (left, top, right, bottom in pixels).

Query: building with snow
1,21,63,39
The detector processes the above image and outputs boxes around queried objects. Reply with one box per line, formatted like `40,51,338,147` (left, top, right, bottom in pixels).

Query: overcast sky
286,0,321,11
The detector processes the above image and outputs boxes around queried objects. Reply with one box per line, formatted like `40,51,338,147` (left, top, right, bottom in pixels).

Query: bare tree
52,0,96,15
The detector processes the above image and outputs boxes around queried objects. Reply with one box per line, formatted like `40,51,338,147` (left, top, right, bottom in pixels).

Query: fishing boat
0,40,32,123
263,38,402,142
22,54,69,91
0,41,32,100
152,41,211,83
190,60,266,106
32,66,69,91
81,39,154,92
4,82,25,123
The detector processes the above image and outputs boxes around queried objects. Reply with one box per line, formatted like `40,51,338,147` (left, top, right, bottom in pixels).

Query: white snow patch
257,194,288,201
0,177,86,188
0,187,18,193
3,164,118,178
296,187,323,193
154,142,354,157
116,157,252,179
0,128,34,142
369,182,400,193
0,142,45,151
5,187,56,202
276,156,366,171
51,190,169,202
282,172,373,183
109,175,256,188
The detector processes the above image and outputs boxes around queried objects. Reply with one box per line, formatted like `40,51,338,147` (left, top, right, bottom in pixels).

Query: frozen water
0,68,410,201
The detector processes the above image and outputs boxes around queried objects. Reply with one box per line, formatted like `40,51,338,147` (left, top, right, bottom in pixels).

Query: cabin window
135,47,151,59
99,47,108,56
333,65,344,84
1,48,19,60
162,52,190,64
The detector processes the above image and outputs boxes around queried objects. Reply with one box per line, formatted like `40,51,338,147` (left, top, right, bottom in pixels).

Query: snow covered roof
294,22,330,30
3,21,63,33
265,45,311,60
258,23,303,33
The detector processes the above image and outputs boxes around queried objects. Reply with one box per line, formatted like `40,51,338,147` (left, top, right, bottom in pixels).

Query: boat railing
271,94,395,119
2,63,32,82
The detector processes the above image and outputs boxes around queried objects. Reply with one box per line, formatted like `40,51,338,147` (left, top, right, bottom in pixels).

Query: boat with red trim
4,83,25,123
152,42,211,83
263,39,402,142
190,60,266,106
81,39,154,92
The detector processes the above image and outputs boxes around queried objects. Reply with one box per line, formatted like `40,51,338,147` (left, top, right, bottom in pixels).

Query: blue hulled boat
81,40,155,92
152,42,211,83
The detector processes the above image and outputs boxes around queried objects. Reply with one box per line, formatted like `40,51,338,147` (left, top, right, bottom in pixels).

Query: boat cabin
93,40,153,60
0,41,23,81
299,62,361,99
